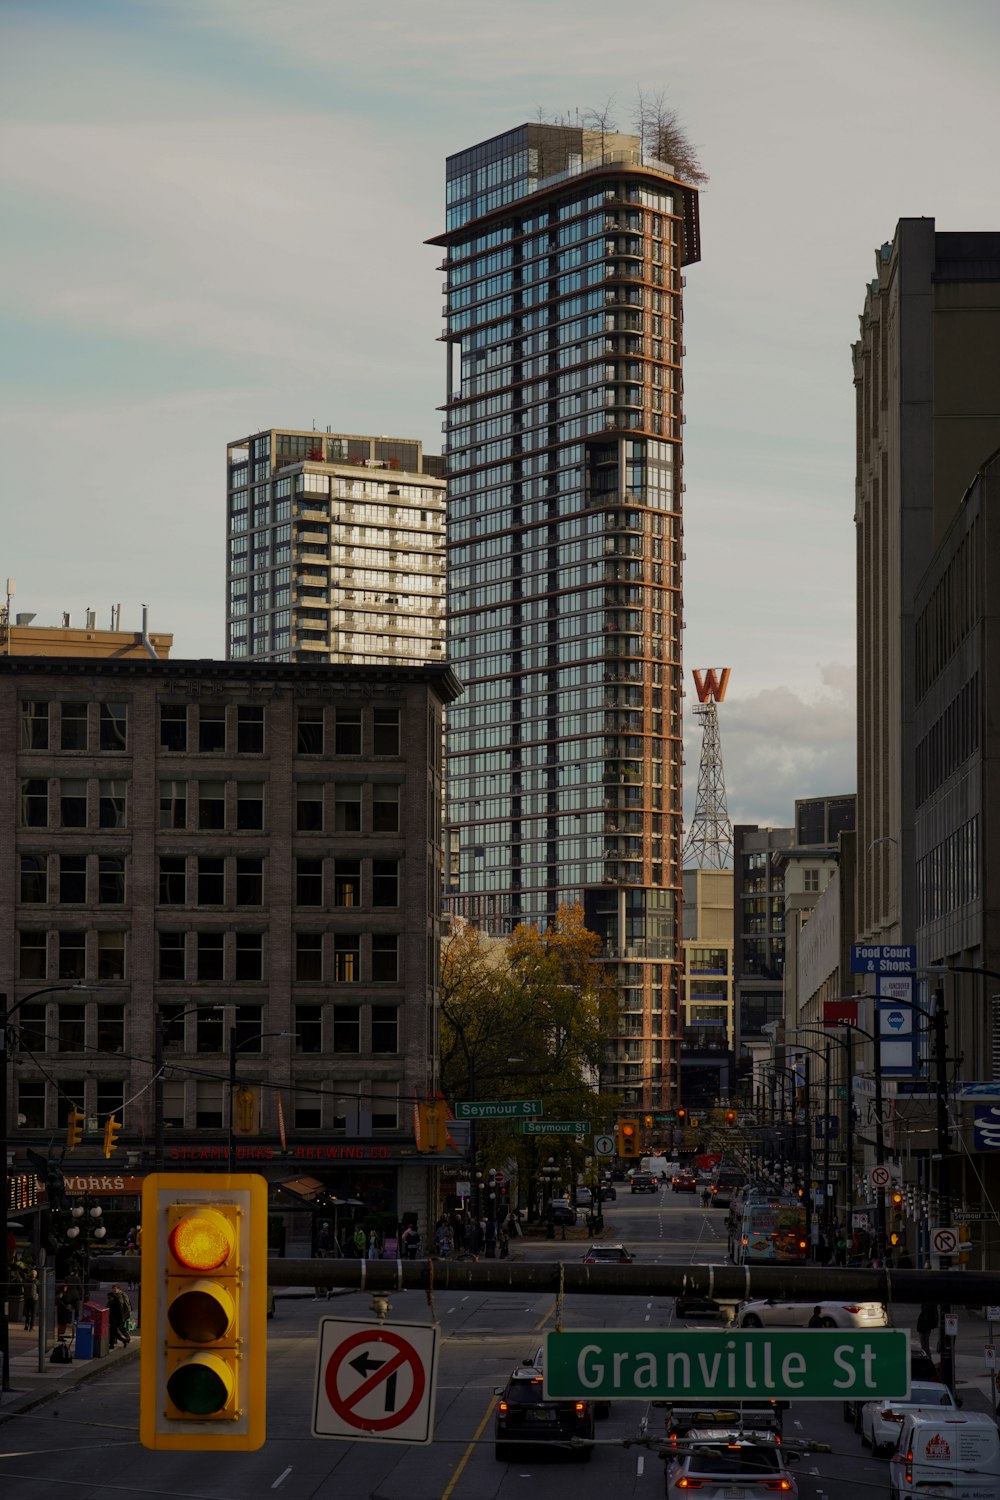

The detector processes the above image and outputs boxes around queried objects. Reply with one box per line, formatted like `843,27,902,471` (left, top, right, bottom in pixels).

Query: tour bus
731,1191,808,1264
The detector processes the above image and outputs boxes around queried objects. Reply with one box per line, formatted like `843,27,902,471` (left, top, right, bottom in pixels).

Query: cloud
684,666,856,830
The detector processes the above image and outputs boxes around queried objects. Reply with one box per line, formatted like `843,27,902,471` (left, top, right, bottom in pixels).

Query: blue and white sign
851,944,916,975
973,1107,1000,1151
880,1006,913,1035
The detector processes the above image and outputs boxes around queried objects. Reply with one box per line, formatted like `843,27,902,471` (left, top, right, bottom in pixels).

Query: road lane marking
441,1396,497,1500
271,1467,293,1489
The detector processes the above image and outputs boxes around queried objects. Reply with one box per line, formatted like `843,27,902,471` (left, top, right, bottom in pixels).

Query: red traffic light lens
169,1210,235,1272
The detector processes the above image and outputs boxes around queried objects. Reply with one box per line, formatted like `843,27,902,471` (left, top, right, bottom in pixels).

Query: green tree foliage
440,905,620,1212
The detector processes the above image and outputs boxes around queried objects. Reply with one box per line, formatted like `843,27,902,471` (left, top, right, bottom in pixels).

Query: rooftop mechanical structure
682,667,733,869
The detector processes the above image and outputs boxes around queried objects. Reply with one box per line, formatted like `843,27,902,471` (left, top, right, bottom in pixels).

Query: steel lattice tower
683,669,733,869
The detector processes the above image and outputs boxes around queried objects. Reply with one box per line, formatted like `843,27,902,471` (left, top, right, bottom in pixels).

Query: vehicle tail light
763,1480,792,1491
881,1410,904,1421
842,1305,861,1313
497,1401,508,1414
904,1449,913,1485
676,1479,703,1489
574,1402,586,1413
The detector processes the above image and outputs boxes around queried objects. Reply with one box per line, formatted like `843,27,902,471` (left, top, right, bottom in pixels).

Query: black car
599,1182,617,1202
549,1200,577,1226
494,1360,595,1461
630,1172,659,1193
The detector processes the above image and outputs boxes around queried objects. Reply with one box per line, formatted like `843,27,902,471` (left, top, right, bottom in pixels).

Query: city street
0,1190,995,1499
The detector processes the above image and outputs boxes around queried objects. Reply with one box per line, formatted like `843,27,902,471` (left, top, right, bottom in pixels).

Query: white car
666,1431,799,1500
737,1299,888,1330
861,1381,956,1456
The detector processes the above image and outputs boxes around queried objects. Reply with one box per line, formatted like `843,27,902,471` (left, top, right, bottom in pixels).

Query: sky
2,0,997,831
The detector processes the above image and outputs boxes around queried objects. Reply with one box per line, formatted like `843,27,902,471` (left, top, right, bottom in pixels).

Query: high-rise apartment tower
431,123,701,1109
225,428,446,665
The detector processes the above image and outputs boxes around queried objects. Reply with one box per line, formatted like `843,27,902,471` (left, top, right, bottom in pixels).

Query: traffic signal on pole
676,1108,687,1124
417,1098,446,1152
725,1110,737,1124
140,1172,267,1452
643,1113,654,1128
66,1107,85,1153
619,1118,640,1158
103,1116,122,1158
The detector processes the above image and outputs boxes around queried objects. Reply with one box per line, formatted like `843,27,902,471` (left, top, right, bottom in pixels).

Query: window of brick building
60,702,89,750
19,930,47,980
371,1005,399,1055
372,859,399,907
198,781,226,831
21,779,49,828
333,934,360,983
235,857,263,906
159,704,188,752
295,1005,323,1053
159,855,187,905
60,779,88,828
297,783,324,832
21,701,49,750
98,856,126,904
371,933,399,982
372,707,400,755
99,703,128,751
295,932,322,982
372,783,399,833
334,710,362,755
236,781,264,830
158,931,186,980
297,709,323,754
199,708,226,752
296,857,323,906
332,1006,360,1053
20,854,47,903
334,784,361,832
97,931,125,980
99,779,127,829
197,856,225,906
234,932,263,981
58,930,87,980
197,931,225,981
159,780,187,829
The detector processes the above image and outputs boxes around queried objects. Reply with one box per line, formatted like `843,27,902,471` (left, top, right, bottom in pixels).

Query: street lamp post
1,983,91,1393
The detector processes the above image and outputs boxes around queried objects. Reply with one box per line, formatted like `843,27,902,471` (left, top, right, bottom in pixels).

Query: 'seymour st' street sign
544,1329,909,1402
453,1099,543,1120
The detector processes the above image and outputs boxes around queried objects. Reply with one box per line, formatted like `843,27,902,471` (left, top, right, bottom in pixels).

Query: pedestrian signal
140,1172,266,1452
103,1116,122,1158
66,1107,85,1152
619,1118,640,1158
417,1098,446,1152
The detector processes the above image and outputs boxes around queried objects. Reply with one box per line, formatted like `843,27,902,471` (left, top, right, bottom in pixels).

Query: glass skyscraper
432,124,701,1109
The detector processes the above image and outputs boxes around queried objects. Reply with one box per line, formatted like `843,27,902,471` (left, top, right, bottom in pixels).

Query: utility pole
933,986,955,1393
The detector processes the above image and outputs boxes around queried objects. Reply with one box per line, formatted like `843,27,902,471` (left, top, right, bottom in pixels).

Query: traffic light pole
1,984,88,1394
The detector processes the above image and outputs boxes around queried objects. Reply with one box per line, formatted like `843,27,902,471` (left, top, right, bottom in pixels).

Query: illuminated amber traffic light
676,1108,687,1124
619,1118,640,1158
140,1173,266,1452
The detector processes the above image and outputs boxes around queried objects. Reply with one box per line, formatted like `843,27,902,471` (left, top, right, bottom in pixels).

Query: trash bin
81,1301,110,1358
75,1321,94,1359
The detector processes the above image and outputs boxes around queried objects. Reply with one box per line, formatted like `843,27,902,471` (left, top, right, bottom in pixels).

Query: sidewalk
0,1314,140,1422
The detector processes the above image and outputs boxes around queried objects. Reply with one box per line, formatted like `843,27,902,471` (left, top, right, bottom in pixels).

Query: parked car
665,1430,799,1500
861,1381,957,1456
582,1243,633,1264
737,1298,888,1330
672,1172,697,1193
494,1357,595,1461
844,1348,939,1428
630,1172,659,1194
549,1200,577,1226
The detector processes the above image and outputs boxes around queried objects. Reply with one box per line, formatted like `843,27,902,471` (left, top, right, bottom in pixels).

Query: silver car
666,1431,799,1500
861,1381,956,1456
737,1299,888,1329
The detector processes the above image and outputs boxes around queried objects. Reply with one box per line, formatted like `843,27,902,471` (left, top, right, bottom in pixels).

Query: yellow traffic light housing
676,1108,687,1124
140,1172,266,1451
66,1107,85,1153
619,1118,640,1158
417,1098,446,1152
103,1115,122,1158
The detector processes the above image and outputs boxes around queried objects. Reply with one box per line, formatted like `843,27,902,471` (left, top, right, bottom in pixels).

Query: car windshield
686,1449,783,1476
905,1384,952,1406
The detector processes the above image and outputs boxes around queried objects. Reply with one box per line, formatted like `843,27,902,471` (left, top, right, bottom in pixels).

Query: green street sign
543,1329,909,1402
520,1120,590,1135
655,1113,675,1124
454,1099,543,1121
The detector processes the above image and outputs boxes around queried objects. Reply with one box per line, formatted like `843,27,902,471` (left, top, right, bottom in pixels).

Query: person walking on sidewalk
23,1269,39,1331
108,1284,132,1350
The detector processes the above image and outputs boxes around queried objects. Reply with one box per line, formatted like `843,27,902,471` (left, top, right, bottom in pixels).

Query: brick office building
1,656,460,1247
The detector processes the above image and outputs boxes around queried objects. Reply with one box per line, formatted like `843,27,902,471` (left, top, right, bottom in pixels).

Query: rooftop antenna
682,668,734,869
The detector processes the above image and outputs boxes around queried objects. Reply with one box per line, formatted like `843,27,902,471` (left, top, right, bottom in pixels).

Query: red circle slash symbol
325,1329,426,1432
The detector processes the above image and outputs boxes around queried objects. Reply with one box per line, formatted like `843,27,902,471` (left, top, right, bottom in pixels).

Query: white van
889,1410,1000,1500
643,1155,671,1179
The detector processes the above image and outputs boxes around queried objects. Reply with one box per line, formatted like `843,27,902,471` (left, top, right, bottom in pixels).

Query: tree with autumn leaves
440,904,621,1218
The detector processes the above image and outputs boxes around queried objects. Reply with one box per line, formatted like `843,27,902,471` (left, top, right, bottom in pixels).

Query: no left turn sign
313,1317,439,1444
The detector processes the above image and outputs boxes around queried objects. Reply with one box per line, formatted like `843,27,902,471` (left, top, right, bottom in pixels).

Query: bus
731,1193,808,1264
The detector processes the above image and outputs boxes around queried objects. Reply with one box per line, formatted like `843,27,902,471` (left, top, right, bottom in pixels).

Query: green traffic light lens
167,1353,235,1416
